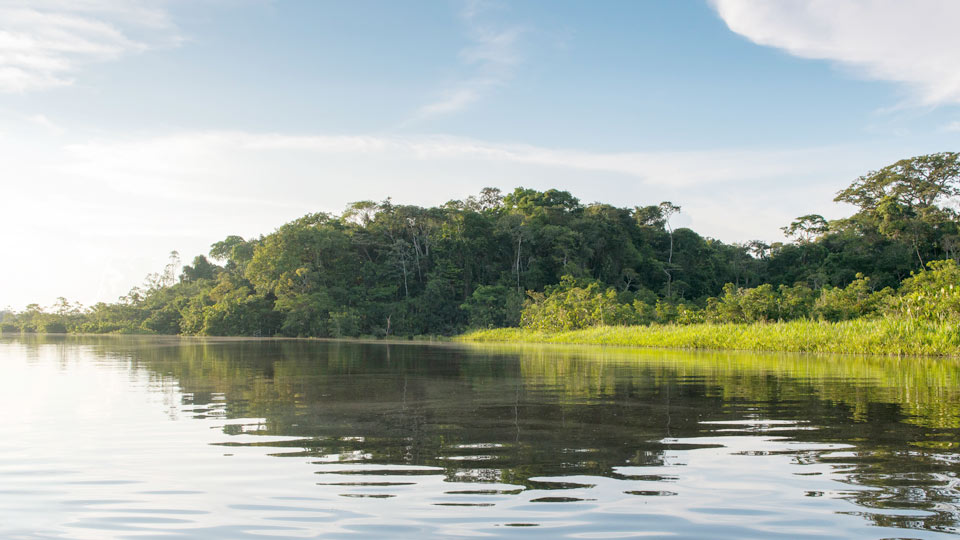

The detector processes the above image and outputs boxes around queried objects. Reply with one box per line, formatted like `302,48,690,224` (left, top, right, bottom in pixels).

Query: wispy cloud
414,1,523,118
0,0,180,93
28,113,64,134
944,121,960,132
1,125,909,308
711,0,960,107
61,131,852,190
48,130,886,245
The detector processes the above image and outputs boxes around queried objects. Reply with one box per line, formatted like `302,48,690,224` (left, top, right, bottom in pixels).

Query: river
1,335,958,538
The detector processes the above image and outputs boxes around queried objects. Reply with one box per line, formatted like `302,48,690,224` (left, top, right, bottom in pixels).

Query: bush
892,259,960,322
777,284,816,320
329,309,361,338
461,285,524,329
705,283,745,323
740,284,778,322
40,321,67,333
813,273,891,321
521,276,637,332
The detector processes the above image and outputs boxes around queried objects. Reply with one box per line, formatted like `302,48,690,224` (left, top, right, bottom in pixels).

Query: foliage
835,152,960,268
813,274,892,322
461,285,523,329
460,318,960,357
7,154,960,345
892,259,960,323
520,276,638,332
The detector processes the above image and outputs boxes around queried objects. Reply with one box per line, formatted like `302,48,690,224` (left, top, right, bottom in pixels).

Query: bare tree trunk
912,228,925,270
663,227,674,298
515,235,522,293
412,236,423,282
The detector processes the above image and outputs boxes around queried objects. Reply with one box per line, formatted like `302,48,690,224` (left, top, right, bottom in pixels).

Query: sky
1,0,959,310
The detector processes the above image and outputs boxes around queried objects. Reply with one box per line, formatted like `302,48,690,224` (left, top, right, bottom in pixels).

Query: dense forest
3,152,959,338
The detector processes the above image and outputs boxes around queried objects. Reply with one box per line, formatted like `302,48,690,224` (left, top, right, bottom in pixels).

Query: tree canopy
5,153,959,338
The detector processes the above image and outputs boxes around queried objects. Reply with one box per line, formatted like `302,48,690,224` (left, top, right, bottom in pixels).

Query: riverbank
458,318,960,357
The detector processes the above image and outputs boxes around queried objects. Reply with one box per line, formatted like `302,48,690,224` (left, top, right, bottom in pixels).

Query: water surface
1,335,959,538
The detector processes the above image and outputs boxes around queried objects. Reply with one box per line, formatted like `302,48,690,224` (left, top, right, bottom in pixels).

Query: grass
458,318,960,357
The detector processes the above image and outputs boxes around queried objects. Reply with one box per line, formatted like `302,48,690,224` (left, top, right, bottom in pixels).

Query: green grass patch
458,318,960,357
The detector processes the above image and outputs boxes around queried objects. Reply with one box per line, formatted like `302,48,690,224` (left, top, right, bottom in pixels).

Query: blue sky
1,0,959,309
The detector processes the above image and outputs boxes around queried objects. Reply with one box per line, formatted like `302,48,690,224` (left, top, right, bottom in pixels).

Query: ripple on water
3,337,960,539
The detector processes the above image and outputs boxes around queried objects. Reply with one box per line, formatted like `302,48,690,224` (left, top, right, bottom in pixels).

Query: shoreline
0,331,452,346
457,319,960,358
7,319,960,359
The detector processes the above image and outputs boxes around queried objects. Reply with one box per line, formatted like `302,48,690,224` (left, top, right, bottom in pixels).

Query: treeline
2,152,958,338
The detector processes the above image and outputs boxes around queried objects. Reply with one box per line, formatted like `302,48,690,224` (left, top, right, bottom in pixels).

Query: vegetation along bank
4,152,960,356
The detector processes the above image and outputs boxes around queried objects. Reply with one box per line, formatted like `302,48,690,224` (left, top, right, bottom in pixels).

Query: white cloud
711,0,960,106
0,0,179,93
414,2,523,118
944,121,960,132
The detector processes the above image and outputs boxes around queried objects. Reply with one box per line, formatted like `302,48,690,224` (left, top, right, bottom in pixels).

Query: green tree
814,274,892,322
740,284,778,322
835,152,960,268
461,285,523,329
180,255,219,283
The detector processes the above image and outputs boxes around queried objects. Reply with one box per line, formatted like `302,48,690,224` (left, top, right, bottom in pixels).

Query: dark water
2,335,960,539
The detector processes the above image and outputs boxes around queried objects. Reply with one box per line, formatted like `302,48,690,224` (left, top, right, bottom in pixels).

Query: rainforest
4,152,960,355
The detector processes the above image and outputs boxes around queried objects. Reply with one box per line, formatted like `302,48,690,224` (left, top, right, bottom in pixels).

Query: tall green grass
458,318,960,357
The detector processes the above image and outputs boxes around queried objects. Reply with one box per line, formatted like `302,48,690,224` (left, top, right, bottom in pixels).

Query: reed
458,318,960,357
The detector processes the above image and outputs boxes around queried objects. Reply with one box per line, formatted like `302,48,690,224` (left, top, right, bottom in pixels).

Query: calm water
2,336,960,539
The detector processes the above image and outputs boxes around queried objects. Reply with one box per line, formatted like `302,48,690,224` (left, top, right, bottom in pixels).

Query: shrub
461,285,524,329
814,273,891,321
40,321,67,333
892,259,960,322
521,276,637,332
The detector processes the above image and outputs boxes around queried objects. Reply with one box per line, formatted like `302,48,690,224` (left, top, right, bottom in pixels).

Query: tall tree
659,202,681,298
835,152,960,268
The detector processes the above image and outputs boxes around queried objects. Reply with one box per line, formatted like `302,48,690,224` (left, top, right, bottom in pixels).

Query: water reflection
1,335,959,538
